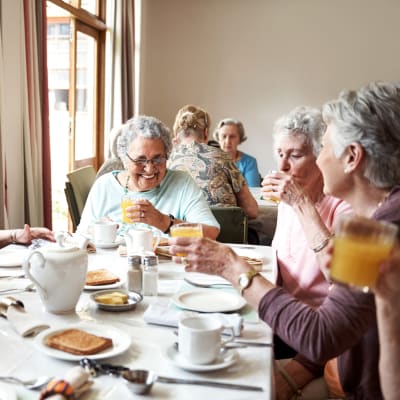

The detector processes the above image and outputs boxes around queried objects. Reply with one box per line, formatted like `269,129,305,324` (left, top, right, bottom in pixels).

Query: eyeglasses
125,153,167,167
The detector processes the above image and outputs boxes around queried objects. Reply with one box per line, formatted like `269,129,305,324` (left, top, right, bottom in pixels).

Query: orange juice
121,197,135,224
330,235,393,288
170,223,203,256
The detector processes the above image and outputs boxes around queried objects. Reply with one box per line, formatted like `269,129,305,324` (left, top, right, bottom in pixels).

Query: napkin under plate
143,302,243,336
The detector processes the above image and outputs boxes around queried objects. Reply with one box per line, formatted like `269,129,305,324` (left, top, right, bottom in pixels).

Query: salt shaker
127,255,142,294
142,255,158,296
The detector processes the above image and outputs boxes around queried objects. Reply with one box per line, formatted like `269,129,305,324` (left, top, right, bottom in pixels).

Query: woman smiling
78,116,219,239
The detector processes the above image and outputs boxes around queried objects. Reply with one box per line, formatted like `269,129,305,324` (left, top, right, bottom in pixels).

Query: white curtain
104,0,135,157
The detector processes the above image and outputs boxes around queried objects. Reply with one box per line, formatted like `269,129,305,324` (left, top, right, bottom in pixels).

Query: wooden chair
210,206,248,244
64,165,96,231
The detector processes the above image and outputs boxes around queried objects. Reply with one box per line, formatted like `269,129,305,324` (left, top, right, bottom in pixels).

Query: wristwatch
238,270,260,296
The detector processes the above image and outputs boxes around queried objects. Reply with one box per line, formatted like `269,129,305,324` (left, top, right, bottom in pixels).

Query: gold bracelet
312,233,334,253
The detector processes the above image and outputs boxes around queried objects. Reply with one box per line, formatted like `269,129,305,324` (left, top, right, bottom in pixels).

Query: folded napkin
40,366,93,400
143,302,243,336
0,297,50,337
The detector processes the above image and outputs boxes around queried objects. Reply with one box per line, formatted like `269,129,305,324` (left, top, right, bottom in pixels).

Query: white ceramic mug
124,228,161,255
93,221,118,243
178,316,234,365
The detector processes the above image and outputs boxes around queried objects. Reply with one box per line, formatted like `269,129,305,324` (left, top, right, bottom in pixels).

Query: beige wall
138,0,400,175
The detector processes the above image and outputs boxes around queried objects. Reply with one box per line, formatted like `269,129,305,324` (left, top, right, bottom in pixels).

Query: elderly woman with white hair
213,118,261,187
169,82,400,399
78,115,220,239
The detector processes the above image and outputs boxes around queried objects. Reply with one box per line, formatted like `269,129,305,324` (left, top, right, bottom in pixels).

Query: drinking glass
330,215,398,291
170,223,203,256
121,194,136,224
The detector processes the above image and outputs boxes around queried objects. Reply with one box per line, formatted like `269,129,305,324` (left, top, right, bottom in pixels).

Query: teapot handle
22,251,48,299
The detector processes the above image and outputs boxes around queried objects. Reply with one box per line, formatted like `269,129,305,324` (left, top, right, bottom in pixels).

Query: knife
156,375,264,391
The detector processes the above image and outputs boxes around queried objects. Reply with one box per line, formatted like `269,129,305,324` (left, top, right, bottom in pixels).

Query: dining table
0,241,276,399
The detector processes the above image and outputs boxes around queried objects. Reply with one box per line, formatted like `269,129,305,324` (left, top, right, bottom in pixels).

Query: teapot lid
43,231,83,253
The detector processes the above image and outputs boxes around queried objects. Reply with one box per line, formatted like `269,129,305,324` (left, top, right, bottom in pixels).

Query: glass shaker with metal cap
142,255,158,296
127,255,142,294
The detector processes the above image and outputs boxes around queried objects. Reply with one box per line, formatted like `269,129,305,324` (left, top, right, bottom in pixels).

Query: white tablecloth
0,244,274,399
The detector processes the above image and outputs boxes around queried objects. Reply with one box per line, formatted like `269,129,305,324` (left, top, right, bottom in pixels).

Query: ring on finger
181,256,190,266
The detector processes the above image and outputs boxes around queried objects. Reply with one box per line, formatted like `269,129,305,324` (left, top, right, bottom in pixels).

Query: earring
344,167,350,174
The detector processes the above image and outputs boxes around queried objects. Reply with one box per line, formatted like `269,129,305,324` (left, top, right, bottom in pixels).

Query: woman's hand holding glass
261,171,305,206
122,198,168,231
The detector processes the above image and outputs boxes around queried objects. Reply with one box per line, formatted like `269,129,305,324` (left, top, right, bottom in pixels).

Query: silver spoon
122,369,263,394
0,375,52,390
0,283,35,294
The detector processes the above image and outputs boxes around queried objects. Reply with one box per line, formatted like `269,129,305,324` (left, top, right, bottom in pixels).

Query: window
47,0,106,230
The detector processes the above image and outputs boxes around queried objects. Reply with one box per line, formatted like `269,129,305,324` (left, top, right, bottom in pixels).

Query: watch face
239,274,250,288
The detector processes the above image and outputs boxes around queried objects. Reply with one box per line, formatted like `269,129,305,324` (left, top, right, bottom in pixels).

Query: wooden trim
49,0,106,31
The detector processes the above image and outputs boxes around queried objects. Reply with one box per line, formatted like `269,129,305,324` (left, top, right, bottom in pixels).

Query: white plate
0,250,28,267
34,323,131,361
0,382,17,400
84,279,124,291
164,344,238,372
171,289,247,313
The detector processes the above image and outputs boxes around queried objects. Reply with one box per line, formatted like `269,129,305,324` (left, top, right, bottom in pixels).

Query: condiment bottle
142,255,158,296
127,255,142,294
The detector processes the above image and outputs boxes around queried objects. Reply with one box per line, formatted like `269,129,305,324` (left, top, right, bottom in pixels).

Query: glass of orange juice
121,194,136,224
170,223,203,256
330,215,398,291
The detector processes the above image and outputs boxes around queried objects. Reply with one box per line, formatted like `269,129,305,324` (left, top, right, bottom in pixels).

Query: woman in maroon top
169,81,400,399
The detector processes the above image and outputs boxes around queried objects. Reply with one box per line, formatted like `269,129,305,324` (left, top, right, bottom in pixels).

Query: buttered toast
86,269,120,286
45,328,113,355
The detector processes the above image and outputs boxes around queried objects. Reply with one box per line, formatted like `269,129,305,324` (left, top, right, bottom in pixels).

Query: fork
0,375,52,390
0,283,35,294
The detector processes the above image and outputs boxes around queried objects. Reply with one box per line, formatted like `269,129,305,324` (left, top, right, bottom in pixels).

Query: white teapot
22,232,88,314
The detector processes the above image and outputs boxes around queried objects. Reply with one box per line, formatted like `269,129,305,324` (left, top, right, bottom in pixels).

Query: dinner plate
34,323,131,361
90,289,142,311
171,289,247,313
0,382,17,400
84,279,124,291
0,250,28,268
164,345,238,372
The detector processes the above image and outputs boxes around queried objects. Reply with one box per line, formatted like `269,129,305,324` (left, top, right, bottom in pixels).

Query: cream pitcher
23,232,88,314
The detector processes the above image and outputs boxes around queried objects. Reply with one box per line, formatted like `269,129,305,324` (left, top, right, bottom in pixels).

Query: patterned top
168,142,246,206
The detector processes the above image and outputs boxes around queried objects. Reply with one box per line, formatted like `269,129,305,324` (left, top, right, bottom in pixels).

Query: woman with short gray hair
79,115,220,239
214,118,261,187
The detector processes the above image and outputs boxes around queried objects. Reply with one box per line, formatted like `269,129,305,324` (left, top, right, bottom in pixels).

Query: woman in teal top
214,118,261,187
78,115,220,239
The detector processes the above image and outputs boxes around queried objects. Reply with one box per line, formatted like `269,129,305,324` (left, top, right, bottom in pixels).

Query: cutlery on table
0,375,52,390
0,283,35,294
183,277,232,288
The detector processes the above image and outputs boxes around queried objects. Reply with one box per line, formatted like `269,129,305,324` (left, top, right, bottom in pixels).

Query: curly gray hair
322,81,400,188
272,106,326,157
117,115,172,167
213,118,247,143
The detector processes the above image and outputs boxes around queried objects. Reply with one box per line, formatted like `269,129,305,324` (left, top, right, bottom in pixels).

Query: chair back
65,166,96,231
210,206,248,244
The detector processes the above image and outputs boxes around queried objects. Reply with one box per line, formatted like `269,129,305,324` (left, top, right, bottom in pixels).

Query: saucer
164,344,238,372
94,241,120,249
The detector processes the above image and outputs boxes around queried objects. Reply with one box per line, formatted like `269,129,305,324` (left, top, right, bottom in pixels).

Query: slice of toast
86,269,120,286
45,328,113,355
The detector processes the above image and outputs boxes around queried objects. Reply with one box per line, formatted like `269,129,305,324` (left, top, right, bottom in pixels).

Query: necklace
124,174,130,194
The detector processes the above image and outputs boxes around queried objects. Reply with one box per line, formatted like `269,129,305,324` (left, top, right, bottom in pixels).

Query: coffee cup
178,316,234,365
93,221,118,244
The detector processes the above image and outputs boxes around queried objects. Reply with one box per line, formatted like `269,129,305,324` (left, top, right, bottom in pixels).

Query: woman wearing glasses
78,115,220,239
168,104,258,219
